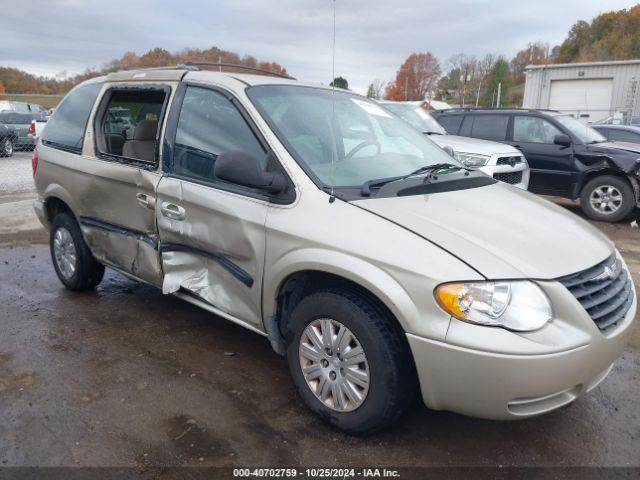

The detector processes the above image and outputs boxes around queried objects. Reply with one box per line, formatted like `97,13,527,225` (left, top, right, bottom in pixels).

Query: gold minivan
33,66,636,434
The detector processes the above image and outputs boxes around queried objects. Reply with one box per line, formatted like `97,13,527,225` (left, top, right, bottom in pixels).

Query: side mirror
442,145,455,157
215,150,286,194
554,134,572,147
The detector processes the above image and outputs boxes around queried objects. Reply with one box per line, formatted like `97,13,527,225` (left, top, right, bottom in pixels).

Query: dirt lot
0,166,638,472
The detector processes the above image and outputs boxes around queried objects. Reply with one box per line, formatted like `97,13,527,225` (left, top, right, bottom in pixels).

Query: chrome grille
559,253,634,331
494,171,523,185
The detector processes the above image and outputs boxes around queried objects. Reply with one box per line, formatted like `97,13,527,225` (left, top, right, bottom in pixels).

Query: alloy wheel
589,185,623,215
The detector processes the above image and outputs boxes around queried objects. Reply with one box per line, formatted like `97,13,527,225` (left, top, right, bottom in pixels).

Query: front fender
263,248,423,335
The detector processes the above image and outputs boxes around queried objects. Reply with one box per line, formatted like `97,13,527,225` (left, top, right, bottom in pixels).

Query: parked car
592,124,640,144
434,108,640,222
33,69,636,434
380,101,529,189
0,100,48,114
0,112,46,151
0,122,17,157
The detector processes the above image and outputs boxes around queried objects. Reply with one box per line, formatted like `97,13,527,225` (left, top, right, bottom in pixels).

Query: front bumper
407,281,636,420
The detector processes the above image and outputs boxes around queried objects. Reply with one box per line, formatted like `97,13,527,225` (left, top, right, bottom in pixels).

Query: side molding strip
159,242,254,288
79,216,158,249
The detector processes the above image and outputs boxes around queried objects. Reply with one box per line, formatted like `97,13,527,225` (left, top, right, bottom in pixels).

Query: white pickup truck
380,101,530,190
28,116,47,141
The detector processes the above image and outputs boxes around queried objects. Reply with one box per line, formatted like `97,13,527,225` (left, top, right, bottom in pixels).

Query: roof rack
177,62,295,80
434,107,560,113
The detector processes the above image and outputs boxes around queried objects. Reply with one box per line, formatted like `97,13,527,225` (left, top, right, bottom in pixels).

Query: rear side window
95,88,168,165
172,86,266,186
469,114,509,141
43,83,102,153
437,115,463,134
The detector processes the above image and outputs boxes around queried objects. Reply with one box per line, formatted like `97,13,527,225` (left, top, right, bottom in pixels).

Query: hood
353,182,613,279
595,140,640,154
429,134,521,156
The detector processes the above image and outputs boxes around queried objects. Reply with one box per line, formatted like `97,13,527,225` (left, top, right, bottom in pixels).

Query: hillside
0,46,288,95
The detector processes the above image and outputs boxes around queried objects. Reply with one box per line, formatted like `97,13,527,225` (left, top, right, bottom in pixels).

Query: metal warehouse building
522,59,640,123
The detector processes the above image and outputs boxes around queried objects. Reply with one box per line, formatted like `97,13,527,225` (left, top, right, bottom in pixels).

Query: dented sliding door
156,176,268,329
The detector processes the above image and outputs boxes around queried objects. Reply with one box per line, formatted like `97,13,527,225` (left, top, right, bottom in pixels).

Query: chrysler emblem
593,262,618,281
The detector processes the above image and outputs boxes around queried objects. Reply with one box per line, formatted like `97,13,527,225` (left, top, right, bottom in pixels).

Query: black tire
580,175,635,222
50,212,105,291
0,137,13,157
284,288,414,435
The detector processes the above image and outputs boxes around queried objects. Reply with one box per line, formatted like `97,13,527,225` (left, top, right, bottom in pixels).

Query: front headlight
453,152,489,168
434,281,552,331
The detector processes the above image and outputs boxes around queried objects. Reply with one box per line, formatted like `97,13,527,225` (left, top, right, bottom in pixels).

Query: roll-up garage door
548,79,613,123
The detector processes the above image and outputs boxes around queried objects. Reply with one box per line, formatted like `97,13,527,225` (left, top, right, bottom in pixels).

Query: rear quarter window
437,115,464,134
42,83,102,153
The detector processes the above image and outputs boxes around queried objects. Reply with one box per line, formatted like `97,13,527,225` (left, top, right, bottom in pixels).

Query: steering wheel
344,139,381,160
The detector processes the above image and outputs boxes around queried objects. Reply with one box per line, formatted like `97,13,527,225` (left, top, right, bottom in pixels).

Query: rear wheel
284,289,413,435
580,175,635,222
0,138,13,157
50,212,105,291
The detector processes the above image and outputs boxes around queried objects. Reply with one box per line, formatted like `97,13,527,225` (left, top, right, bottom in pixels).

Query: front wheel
0,137,13,157
50,212,105,291
284,289,414,435
580,175,635,222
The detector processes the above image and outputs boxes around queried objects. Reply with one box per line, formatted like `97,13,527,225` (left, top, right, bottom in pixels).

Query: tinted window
608,129,640,143
438,115,463,134
173,86,266,186
459,116,473,137
470,114,509,141
43,83,102,153
513,116,562,144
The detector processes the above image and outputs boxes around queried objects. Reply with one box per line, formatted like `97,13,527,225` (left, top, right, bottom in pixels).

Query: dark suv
434,109,640,222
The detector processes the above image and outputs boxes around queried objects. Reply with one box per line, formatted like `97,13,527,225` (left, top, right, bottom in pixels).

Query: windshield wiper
425,131,443,135
360,163,463,196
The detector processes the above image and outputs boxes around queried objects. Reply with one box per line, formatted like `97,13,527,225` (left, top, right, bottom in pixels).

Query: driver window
513,116,562,144
173,86,266,185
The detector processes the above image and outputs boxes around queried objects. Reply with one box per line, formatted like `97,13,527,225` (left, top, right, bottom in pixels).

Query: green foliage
481,58,511,107
330,76,349,89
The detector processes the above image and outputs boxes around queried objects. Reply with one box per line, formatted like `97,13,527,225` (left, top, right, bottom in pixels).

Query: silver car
380,101,530,189
33,67,636,435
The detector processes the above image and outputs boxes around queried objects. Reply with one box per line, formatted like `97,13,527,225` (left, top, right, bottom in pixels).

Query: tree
481,58,511,107
384,52,441,101
0,81,5,100
441,54,477,106
366,79,385,99
330,76,349,89
511,42,548,84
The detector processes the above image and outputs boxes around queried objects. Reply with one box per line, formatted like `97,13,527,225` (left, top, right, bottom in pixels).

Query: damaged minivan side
34,67,636,435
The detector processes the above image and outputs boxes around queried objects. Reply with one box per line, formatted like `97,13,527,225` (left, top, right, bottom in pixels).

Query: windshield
555,115,606,143
247,85,459,187
382,103,446,135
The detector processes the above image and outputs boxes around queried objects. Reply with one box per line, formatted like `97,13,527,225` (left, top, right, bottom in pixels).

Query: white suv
381,101,529,189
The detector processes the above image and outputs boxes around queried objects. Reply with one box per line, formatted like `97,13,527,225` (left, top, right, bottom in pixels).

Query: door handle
136,192,156,210
160,202,186,220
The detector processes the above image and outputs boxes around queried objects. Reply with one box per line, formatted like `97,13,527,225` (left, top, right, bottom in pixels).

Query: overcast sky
1,0,636,94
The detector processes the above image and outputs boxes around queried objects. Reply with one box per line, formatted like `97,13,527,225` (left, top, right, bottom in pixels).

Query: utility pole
475,78,483,108
496,82,502,108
